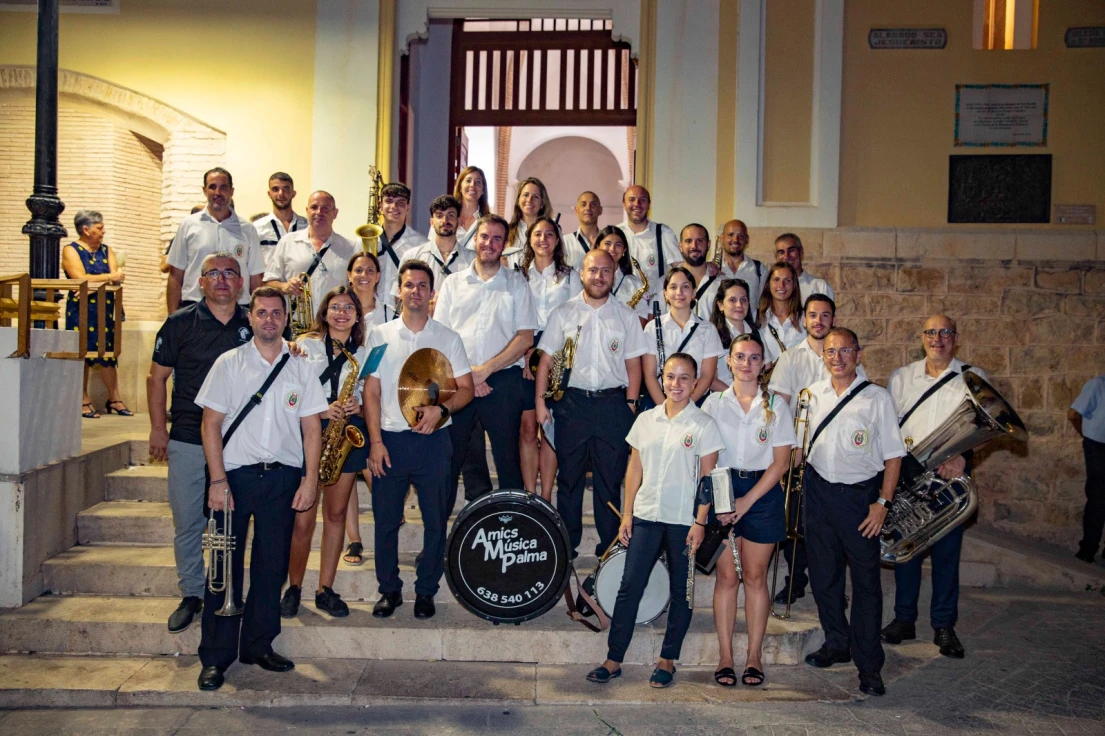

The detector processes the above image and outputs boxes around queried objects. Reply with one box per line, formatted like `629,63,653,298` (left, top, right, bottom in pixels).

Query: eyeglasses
823,347,858,359
922,328,957,339
328,304,357,314
731,352,763,364
202,268,240,281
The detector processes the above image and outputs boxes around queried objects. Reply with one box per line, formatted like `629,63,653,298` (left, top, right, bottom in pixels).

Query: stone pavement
1,586,1102,735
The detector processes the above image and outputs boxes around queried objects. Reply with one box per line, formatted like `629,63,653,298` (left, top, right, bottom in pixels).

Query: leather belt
566,386,625,399
732,468,765,479
239,461,287,472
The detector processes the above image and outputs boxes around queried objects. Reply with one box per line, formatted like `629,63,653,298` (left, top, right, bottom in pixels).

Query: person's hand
342,397,359,416
859,502,888,539
728,495,755,524
288,341,307,358
291,479,318,511
717,512,737,526
618,515,633,546
474,381,492,398
148,426,169,462
412,405,444,434
937,455,967,480
111,270,126,284
208,483,233,512
326,400,346,422
706,261,720,278
686,523,706,554
471,365,491,386
535,399,551,427
286,275,304,297
369,441,391,477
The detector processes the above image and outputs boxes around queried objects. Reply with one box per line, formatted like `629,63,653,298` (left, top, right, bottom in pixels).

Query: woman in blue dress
62,210,129,418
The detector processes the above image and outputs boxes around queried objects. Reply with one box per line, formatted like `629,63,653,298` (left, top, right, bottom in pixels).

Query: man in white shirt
434,214,538,512
396,195,475,299
166,168,266,312
192,286,328,692
775,233,834,303
802,327,906,697
375,182,429,307
618,185,681,313
535,249,647,556
882,315,988,660
254,172,308,269
678,223,723,322
718,219,765,314
564,191,603,271
264,191,358,328
364,260,474,620
1070,374,1105,565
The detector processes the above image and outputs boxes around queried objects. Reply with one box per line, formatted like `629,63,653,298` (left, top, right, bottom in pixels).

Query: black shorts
320,414,369,475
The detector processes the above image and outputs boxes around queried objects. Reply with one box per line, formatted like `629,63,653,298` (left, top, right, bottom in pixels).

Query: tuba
880,372,1027,564
290,272,314,337
202,487,243,617
770,388,812,620
355,165,385,255
626,257,651,310
544,325,582,401
318,340,366,486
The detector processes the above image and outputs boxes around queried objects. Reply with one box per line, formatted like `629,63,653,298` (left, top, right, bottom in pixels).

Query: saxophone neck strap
654,223,665,275
675,321,700,354
304,243,331,279
805,381,872,456
899,365,971,428
319,336,353,402
222,353,292,447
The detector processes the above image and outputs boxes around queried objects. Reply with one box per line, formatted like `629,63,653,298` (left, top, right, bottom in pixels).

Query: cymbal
398,348,458,429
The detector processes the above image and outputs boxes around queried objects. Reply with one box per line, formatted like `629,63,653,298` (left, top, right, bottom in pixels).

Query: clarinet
652,301,665,381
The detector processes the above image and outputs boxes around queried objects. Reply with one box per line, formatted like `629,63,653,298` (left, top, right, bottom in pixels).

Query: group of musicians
149,166,982,696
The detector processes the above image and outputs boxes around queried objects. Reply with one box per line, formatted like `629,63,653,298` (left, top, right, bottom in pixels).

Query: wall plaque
955,84,1049,147
1065,27,1105,48
1052,205,1096,225
0,0,117,11
868,28,947,49
948,155,1051,224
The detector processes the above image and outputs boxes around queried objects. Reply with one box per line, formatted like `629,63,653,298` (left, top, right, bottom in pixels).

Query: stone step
76,501,603,553
0,595,824,666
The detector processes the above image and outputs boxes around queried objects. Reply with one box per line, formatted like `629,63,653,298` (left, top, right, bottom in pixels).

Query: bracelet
370,440,384,445
694,521,706,527
209,478,227,485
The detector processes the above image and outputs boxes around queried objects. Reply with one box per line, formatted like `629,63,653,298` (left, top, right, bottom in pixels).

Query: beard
684,252,707,267
583,281,611,299
434,223,456,238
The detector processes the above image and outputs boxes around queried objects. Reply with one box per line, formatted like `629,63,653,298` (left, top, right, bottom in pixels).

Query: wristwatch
876,497,894,510
438,403,451,421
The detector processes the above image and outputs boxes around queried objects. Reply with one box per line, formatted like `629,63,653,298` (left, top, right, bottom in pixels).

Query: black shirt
153,300,252,444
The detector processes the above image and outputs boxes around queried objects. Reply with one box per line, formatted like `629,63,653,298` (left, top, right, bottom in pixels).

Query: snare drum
445,490,571,624
593,545,670,625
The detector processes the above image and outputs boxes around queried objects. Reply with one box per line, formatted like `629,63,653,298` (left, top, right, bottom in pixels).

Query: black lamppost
22,0,66,280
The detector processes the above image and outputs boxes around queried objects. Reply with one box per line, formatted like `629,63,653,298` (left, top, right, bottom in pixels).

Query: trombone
202,487,242,617
769,388,812,620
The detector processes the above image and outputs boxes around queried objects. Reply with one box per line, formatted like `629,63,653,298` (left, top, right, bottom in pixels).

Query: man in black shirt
149,252,252,634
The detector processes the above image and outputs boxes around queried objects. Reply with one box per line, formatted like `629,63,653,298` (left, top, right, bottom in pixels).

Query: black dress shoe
934,627,965,659
168,596,203,634
372,591,403,618
239,651,295,672
414,594,436,619
1075,549,1096,564
315,586,350,618
280,585,301,619
197,665,225,691
880,618,917,645
804,645,852,668
859,671,886,696
773,587,805,605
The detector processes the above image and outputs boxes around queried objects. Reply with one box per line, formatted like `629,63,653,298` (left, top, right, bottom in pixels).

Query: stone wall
741,227,1105,548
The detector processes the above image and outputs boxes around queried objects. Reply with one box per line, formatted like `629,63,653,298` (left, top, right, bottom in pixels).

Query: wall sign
948,154,1051,224
955,84,1048,147
868,28,947,49
1065,27,1105,48
0,0,118,12
1052,205,1096,225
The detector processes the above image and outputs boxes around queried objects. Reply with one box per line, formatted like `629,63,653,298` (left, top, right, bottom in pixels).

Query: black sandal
82,403,100,419
586,665,621,684
741,666,766,687
343,542,365,566
714,667,737,687
104,400,134,417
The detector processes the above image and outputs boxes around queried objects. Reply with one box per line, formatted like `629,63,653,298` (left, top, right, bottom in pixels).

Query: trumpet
355,165,386,255
202,487,242,617
769,388,812,620
290,272,313,337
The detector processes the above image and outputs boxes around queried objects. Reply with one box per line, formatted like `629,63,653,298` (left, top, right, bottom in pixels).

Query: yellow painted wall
0,0,318,220
838,0,1105,227
761,0,813,203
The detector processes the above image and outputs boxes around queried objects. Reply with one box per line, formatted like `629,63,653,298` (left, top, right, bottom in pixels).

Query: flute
686,453,699,608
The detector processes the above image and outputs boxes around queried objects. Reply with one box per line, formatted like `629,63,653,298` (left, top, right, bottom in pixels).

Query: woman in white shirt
702,334,795,688
586,353,724,688
641,267,725,410
755,262,806,369
283,286,370,619
505,177,554,257
453,165,490,251
596,225,649,325
515,216,583,499
347,252,392,337
708,278,762,392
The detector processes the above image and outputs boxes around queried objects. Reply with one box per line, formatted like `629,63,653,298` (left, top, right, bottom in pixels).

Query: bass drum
593,545,670,625
446,490,571,624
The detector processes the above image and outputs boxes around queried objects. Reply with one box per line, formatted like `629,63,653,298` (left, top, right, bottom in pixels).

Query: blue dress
64,241,117,367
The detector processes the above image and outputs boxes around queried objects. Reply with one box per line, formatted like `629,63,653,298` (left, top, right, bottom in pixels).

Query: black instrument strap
654,223,665,275
378,225,404,267
304,243,331,279
575,231,591,254
270,220,282,243
695,273,718,302
675,322,700,354
613,272,626,296
221,353,291,447
318,336,354,402
899,365,971,428
805,381,871,455
433,249,457,276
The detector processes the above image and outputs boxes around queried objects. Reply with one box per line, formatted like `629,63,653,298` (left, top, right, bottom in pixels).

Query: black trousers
198,464,299,669
804,466,885,674
447,367,525,513
550,388,634,556
1079,437,1105,559
459,420,493,504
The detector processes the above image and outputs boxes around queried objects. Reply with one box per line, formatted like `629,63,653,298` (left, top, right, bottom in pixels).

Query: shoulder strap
270,219,282,243
655,223,665,275
576,232,590,253
755,259,762,278
899,365,970,428
695,274,718,302
378,226,404,267
221,353,291,447
806,381,872,455
304,242,332,279
675,322,700,354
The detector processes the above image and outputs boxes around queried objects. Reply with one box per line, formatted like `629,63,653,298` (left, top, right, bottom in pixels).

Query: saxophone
318,340,366,486
626,257,650,309
543,325,582,401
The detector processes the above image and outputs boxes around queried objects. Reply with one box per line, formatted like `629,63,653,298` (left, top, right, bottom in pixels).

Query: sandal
713,667,737,687
649,666,676,688
586,665,622,684
343,542,365,566
741,666,766,687
104,400,134,417
82,403,100,419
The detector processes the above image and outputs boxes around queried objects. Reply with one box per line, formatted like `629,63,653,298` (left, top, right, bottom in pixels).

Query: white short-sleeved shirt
195,340,329,470
362,303,395,340
626,403,726,525
769,337,868,411
759,309,806,365
797,270,835,304
703,389,797,472
537,293,649,391
720,257,766,316
254,212,308,269
297,335,370,404
889,359,988,447
620,219,681,313
376,225,429,303
564,230,596,271
167,209,266,305
396,239,475,297
610,269,652,319
1072,375,1105,443
263,230,358,302
714,319,756,388
513,262,583,331
643,314,726,368
366,317,471,433
691,271,724,323
432,264,538,368
805,375,907,485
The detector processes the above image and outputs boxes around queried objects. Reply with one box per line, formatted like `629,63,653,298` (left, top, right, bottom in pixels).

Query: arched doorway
512,134,626,232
